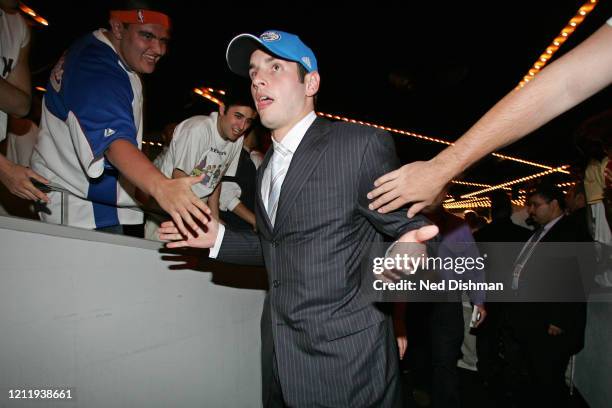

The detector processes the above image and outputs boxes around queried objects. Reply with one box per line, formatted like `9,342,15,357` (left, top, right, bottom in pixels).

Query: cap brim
226,34,262,78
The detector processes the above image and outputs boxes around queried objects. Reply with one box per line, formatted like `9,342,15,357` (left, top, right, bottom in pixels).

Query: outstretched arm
368,22,612,217
106,139,210,236
159,215,264,266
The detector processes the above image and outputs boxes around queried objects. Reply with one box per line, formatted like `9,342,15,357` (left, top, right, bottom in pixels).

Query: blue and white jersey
31,29,143,229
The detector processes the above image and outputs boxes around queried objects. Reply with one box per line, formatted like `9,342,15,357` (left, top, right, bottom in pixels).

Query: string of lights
192,87,569,176
445,182,578,210
443,197,491,210
443,198,531,210
19,2,48,26
193,88,223,106
518,0,598,88
451,180,492,188
461,165,570,198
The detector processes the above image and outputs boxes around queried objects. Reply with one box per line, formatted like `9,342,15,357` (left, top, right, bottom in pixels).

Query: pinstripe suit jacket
218,117,430,407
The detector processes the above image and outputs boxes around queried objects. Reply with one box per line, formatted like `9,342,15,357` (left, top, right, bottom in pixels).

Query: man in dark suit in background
160,30,438,407
473,191,530,389
503,184,592,406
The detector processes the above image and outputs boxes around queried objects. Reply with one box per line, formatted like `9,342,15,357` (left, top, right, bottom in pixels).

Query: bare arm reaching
368,22,612,217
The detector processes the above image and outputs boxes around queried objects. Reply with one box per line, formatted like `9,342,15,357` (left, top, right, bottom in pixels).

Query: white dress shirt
516,214,564,259
512,214,564,289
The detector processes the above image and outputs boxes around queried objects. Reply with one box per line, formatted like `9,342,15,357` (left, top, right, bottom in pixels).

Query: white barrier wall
1,215,610,407
575,294,612,408
0,216,266,408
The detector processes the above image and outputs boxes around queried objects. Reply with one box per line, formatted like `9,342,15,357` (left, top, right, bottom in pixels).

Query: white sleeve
607,17,612,26
0,113,7,143
219,181,242,211
156,141,176,177
20,15,30,48
208,224,225,258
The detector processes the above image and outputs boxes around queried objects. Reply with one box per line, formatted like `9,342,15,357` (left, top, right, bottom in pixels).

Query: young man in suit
160,30,438,407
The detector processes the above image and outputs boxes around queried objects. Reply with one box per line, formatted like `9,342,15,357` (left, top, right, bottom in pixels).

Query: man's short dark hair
297,64,307,83
221,87,255,112
489,190,512,220
528,183,566,211
573,181,586,199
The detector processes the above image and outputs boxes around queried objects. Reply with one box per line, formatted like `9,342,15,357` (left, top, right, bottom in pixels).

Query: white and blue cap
226,30,318,78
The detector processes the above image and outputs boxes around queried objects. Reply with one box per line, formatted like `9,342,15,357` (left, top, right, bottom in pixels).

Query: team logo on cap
260,31,281,42
301,57,312,69
137,9,145,23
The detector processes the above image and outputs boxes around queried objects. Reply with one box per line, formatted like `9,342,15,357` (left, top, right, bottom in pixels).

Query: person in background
218,122,267,231
0,0,49,204
143,88,257,240
473,190,530,392
503,184,591,406
396,186,485,408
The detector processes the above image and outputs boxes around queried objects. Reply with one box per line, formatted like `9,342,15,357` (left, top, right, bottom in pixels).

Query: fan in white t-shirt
144,92,257,240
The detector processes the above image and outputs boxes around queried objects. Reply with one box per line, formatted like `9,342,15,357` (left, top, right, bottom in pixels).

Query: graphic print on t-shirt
190,150,232,191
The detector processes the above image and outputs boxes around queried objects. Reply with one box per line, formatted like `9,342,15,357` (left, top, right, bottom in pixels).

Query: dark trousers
502,322,572,407
265,349,287,408
430,301,465,408
404,300,465,408
476,302,505,383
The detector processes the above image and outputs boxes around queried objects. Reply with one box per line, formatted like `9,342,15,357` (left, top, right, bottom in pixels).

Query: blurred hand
152,175,211,237
396,335,407,360
548,324,563,336
473,304,487,328
0,160,49,202
394,319,408,360
380,225,439,283
158,215,219,250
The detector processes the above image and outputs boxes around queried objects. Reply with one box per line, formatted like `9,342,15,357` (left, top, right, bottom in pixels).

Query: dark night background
22,0,612,197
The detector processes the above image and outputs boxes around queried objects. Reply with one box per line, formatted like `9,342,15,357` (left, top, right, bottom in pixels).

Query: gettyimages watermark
361,242,609,303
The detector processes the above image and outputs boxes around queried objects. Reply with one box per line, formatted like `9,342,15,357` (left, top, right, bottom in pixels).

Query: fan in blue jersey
31,0,209,235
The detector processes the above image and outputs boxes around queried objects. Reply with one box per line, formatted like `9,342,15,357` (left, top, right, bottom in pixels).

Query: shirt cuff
209,224,225,258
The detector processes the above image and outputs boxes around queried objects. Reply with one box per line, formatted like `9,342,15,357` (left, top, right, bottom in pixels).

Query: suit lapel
273,118,331,235
539,215,565,243
257,148,274,235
